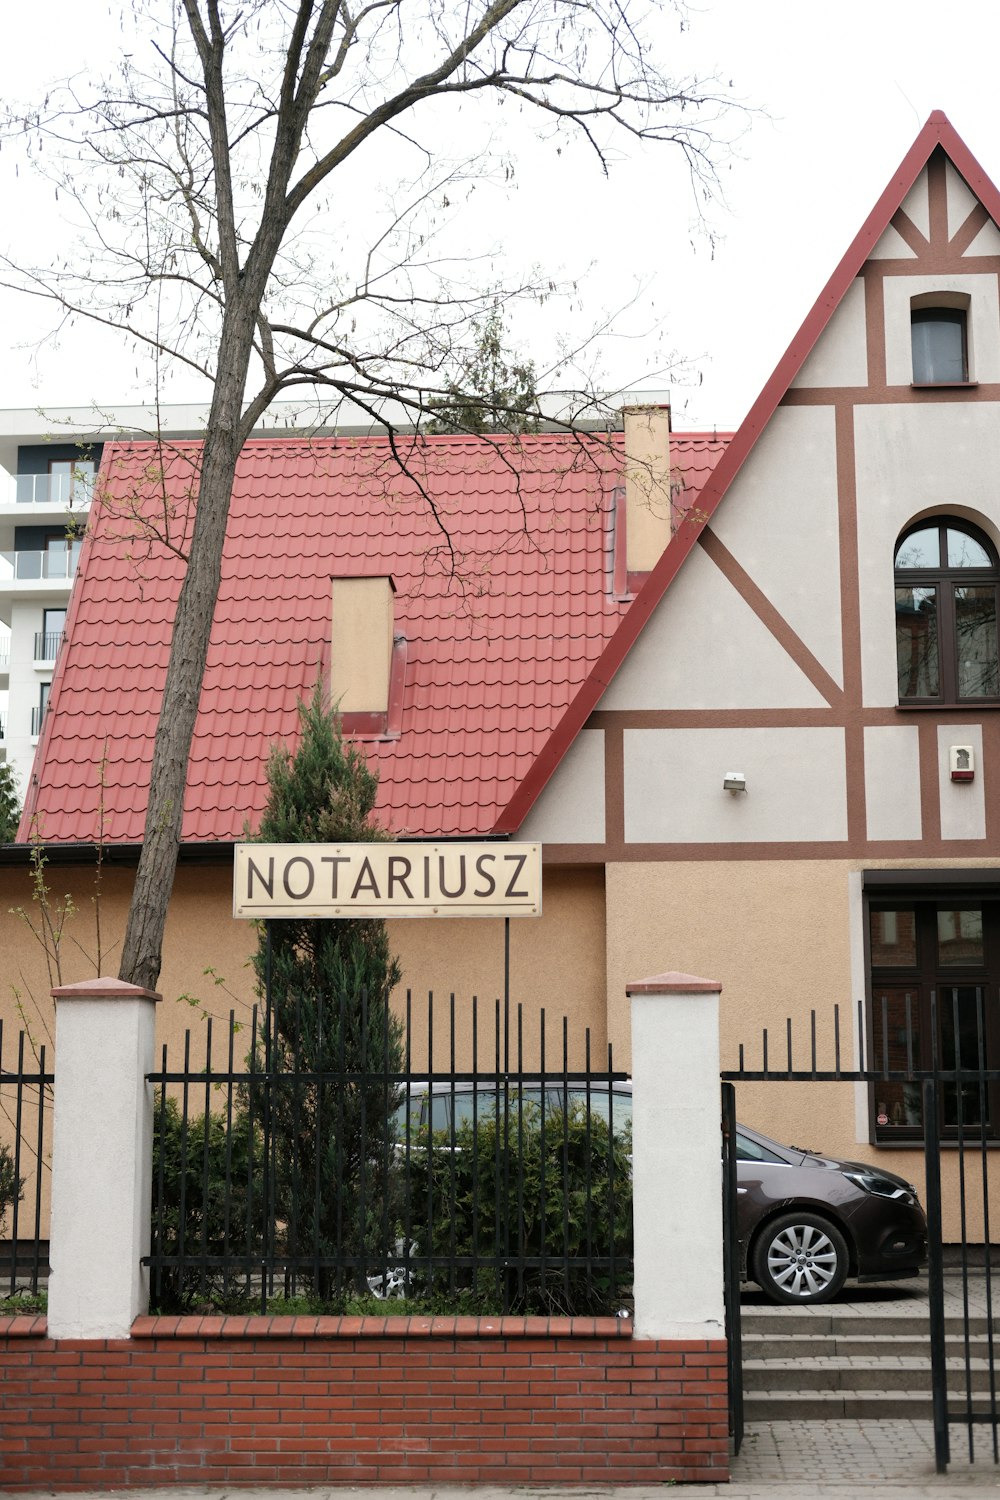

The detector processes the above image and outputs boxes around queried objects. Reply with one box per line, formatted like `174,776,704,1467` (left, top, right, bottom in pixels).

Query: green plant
250,685,404,1298
417,1104,632,1315
0,1290,46,1315
429,308,540,435
0,762,20,844
0,1142,24,1237
149,1096,263,1312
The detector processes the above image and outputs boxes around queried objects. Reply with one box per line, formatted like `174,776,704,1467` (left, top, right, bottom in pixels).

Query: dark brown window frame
910,305,970,386
865,881,1000,1146
894,517,1000,706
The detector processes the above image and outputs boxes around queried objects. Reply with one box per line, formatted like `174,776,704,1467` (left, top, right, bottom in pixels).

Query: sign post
235,841,543,1013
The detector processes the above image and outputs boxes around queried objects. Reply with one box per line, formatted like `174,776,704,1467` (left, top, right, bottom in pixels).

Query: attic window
911,306,969,385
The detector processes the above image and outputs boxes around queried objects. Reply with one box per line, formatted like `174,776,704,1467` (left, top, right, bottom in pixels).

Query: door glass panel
896,586,939,697
937,908,984,966
948,530,992,568
870,909,917,967
895,528,940,569
954,586,999,697
940,986,989,1128
872,987,923,1131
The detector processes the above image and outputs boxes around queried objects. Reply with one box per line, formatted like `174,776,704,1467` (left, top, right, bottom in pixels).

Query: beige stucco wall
790,279,868,391
0,858,607,1071
623,727,848,844
0,856,607,1241
599,543,826,712
0,862,260,1066
864,725,922,841
967,220,1000,257
937,724,985,840
901,168,930,239
385,864,607,1068
603,856,1000,1241
869,224,917,261
520,729,605,844
709,406,843,686
3,850,996,1242
946,161,979,240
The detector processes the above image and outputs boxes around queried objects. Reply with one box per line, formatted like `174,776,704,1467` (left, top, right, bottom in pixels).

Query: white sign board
233,842,542,919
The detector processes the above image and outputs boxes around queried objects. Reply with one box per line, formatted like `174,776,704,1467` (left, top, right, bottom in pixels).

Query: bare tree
2,0,738,990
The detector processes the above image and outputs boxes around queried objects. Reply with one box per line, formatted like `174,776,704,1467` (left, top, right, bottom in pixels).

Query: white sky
0,1,999,433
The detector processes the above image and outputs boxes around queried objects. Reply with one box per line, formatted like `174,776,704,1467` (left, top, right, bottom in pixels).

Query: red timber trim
604,722,625,846
834,402,867,847
495,113,1000,837
891,207,930,256
927,148,949,249
951,202,990,256
0,1317,729,1489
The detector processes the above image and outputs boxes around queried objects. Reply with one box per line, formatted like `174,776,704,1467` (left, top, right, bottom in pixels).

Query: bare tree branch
0,0,744,990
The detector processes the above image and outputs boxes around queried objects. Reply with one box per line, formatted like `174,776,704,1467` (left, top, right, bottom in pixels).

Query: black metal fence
723,995,1000,1475
145,990,633,1317
0,1022,52,1299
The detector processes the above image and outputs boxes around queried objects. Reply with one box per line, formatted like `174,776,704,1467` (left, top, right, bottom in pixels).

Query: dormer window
911,304,969,385
895,519,1000,703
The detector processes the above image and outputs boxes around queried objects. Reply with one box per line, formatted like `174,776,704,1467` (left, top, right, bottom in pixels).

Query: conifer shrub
250,685,403,1298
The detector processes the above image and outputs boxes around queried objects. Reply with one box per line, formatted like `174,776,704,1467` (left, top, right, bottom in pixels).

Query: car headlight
843,1170,917,1205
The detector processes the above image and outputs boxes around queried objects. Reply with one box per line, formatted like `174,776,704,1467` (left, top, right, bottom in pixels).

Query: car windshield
399,1084,632,1135
735,1131,787,1164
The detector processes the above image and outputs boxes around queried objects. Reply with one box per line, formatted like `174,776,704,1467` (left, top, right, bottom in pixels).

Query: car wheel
752,1212,849,1304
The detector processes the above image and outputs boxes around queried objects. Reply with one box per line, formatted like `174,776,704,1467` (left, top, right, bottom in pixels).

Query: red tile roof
23,430,729,844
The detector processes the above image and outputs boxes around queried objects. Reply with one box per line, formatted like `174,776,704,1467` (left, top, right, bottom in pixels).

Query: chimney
623,404,672,574
330,574,395,718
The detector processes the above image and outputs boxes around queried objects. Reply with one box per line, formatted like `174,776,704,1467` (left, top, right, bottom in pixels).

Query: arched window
895,519,1000,703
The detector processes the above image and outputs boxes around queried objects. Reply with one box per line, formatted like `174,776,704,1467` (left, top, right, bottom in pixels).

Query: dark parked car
734,1122,926,1304
400,1084,928,1305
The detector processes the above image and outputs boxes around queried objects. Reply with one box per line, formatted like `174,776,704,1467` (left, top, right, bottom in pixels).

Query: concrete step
742,1332,998,1359
741,1310,1000,1338
744,1390,935,1420
744,1355,1000,1394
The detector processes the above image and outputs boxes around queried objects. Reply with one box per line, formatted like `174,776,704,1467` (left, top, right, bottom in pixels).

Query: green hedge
412,1105,632,1315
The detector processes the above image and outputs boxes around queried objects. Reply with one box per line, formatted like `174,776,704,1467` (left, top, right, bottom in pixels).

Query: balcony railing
10,472,95,509
33,630,64,661
0,544,82,583
0,651,8,672
0,713,5,739
30,705,44,736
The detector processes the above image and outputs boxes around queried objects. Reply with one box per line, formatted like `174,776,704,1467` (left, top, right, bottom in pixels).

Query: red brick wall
1,1314,729,1489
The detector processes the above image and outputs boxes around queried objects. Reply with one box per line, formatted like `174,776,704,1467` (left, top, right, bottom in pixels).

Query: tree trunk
118,304,256,990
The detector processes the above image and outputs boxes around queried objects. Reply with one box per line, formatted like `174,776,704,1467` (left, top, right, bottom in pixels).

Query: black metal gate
721,1080,744,1454
721,996,1000,1474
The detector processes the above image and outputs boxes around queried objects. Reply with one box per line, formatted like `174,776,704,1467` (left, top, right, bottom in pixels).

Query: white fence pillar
48,976,160,1339
628,969,724,1340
